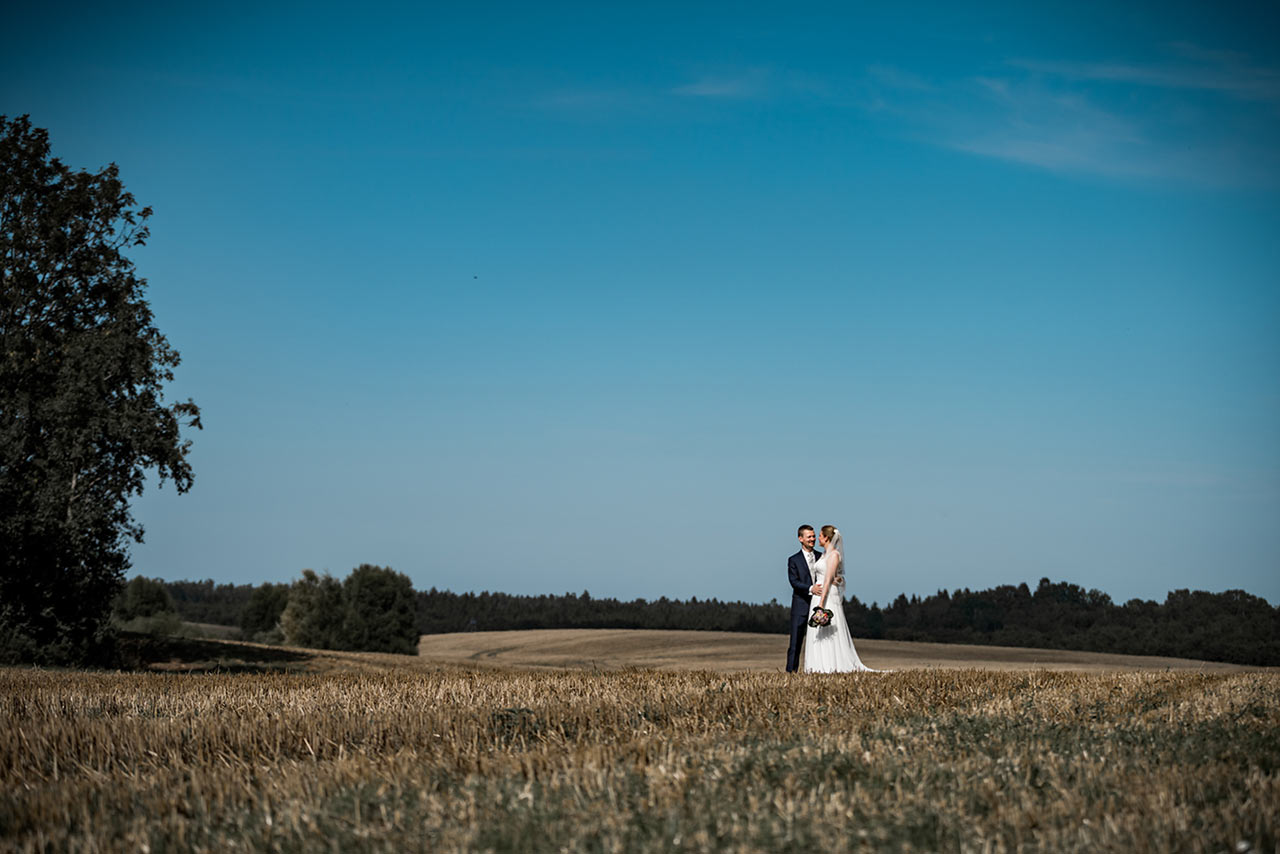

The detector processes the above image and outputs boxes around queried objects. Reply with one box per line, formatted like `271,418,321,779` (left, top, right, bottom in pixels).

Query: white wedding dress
804,553,878,673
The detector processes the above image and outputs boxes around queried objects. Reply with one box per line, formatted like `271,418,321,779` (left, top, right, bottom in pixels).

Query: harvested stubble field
2,656,1277,853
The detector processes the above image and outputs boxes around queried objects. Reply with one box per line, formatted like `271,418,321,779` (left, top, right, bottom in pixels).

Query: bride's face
818,532,829,548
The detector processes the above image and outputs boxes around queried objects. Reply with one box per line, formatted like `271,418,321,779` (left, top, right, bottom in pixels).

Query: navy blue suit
786,549,821,672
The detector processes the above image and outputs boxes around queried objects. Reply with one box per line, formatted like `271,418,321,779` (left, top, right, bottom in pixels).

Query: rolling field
416,628,1262,673
2,632,1277,852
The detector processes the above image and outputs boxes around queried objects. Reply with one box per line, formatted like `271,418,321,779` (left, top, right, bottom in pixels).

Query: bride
804,525,881,673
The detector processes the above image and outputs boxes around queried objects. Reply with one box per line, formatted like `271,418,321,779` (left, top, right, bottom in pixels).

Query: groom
785,524,823,672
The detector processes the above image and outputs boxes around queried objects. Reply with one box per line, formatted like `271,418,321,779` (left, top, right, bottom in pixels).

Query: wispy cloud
531,48,1279,188
536,67,814,114
534,71,768,113
861,47,1280,189
945,80,1158,178
1011,49,1280,103
671,68,774,99
672,77,757,98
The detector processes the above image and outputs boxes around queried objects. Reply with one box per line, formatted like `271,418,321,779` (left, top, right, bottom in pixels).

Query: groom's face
799,529,816,551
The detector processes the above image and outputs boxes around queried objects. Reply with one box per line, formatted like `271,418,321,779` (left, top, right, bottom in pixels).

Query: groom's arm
787,557,811,597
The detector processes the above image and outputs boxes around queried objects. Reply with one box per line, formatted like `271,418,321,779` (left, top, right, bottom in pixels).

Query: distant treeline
155,568,418,654
166,579,258,626
417,589,786,635
860,581,1279,667
162,577,1280,667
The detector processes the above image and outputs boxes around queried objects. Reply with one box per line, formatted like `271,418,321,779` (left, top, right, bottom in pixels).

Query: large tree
0,115,200,664
239,581,289,640
279,566,419,655
341,564,418,655
279,570,345,651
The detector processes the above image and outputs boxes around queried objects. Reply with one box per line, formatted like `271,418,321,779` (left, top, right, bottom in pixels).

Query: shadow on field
116,632,315,674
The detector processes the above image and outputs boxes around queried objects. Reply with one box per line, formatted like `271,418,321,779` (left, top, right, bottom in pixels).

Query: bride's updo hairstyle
820,526,844,561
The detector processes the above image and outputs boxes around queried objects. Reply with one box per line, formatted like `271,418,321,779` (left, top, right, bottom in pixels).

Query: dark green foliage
160,574,1278,666
276,567,418,654
0,116,200,665
112,575,182,640
340,568,414,655
414,589,791,635
167,579,257,626
280,571,345,650
341,565,418,654
412,581,1278,666
856,579,1280,666
239,582,289,639
113,576,175,622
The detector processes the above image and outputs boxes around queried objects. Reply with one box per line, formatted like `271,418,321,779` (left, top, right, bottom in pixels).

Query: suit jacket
787,549,823,610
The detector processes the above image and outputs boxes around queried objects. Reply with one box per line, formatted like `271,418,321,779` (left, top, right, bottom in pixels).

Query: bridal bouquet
808,606,833,628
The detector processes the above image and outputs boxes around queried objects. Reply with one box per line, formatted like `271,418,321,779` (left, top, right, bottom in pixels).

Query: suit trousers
786,600,809,672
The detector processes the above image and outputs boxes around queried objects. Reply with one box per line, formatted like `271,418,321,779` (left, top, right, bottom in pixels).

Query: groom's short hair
797,524,814,537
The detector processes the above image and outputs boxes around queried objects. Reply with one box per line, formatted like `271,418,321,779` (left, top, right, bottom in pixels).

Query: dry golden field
2,633,1277,853
416,628,1261,673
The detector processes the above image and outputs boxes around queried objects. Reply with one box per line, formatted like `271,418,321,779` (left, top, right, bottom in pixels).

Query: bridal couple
786,524,880,673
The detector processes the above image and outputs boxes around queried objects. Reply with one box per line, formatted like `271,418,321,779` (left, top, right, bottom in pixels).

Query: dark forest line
163,577,1280,667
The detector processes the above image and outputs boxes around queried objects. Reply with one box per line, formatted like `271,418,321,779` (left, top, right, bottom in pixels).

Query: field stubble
1,666,1277,853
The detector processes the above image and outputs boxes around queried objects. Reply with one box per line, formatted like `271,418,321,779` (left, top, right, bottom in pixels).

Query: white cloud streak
863,47,1280,188
531,47,1279,188
1011,54,1280,102
672,77,757,98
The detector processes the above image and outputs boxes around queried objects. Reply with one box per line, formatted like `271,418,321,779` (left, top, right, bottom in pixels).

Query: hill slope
144,627,1265,673
416,629,1261,672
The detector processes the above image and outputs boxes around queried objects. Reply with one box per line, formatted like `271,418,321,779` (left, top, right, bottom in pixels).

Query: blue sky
6,1,1278,607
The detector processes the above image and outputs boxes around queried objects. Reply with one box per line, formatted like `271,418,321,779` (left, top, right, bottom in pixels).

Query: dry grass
2,662,1277,853
417,629,1262,673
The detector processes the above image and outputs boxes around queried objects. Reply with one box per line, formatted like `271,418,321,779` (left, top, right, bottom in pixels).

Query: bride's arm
818,550,841,608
